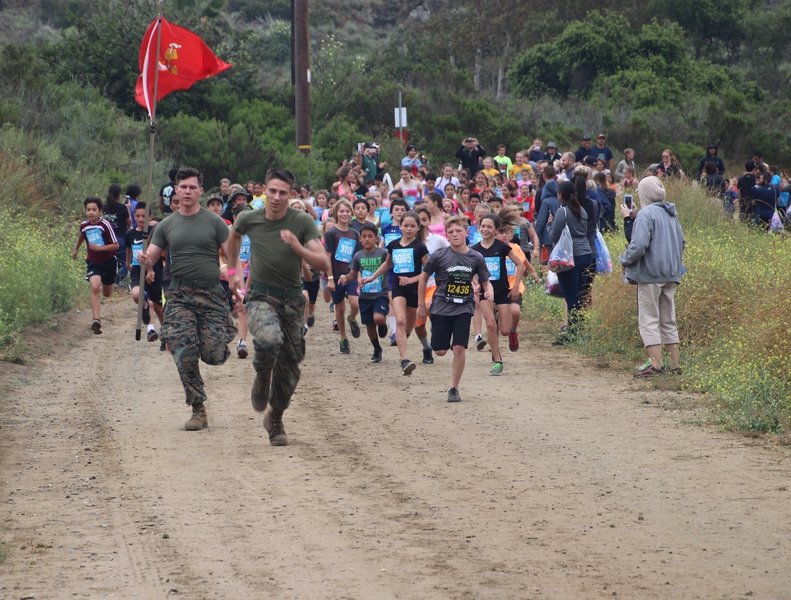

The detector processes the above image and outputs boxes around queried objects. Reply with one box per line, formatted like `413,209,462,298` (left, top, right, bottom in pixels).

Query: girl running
324,199,362,354
472,204,525,375
425,192,448,238
363,210,429,375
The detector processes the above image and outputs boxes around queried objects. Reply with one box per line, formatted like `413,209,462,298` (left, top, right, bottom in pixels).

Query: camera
464,137,473,143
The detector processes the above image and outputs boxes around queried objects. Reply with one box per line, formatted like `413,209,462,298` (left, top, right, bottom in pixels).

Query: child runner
125,202,164,342
380,198,407,344
324,199,362,353
418,216,492,402
497,227,539,352
341,222,390,362
71,197,119,334
363,210,429,375
415,207,451,364
472,204,525,375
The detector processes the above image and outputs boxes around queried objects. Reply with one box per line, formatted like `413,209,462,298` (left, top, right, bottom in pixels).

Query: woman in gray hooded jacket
619,176,685,377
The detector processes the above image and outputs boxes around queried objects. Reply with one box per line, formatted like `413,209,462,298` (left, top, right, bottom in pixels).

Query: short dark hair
359,222,379,236
352,197,369,210
389,189,404,199
176,166,204,186
745,161,755,171
206,197,223,206
266,168,295,187
126,184,141,199
168,168,178,180
134,201,147,211
84,196,103,210
389,198,408,213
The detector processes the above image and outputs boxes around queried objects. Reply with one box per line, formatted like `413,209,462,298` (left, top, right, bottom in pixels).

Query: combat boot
263,405,288,446
185,403,208,431
251,371,271,412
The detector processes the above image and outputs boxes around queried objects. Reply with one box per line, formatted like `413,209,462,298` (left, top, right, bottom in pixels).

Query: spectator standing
574,135,595,163
455,137,486,177
695,144,725,179
614,149,635,182
544,142,561,165
619,175,685,377
592,134,614,169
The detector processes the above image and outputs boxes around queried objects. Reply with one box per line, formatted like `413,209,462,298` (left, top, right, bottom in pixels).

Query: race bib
485,256,501,281
446,268,472,303
85,228,104,246
240,235,251,262
506,257,516,277
467,226,481,245
361,269,382,294
405,189,418,208
392,247,415,274
131,241,144,267
383,232,401,247
334,237,356,263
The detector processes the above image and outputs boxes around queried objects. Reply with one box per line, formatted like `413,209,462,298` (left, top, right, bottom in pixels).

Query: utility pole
293,0,311,155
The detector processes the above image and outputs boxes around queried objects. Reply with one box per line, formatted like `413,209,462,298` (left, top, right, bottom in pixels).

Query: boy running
418,216,492,402
125,202,164,342
341,223,390,362
71,197,119,334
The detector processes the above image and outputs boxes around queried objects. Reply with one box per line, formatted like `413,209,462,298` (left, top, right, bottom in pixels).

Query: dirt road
1,297,790,599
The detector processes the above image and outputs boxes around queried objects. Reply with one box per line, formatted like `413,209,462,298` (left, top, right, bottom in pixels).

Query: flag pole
136,1,164,341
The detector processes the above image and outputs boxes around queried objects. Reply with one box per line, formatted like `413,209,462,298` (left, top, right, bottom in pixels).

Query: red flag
135,16,231,118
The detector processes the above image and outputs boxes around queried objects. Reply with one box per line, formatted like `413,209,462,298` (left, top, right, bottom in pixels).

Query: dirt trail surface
1,297,790,600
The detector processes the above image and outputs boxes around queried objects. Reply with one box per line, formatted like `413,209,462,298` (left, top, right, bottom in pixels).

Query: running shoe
329,302,334,312
447,387,462,403
377,323,388,338
489,361,503,376
634,363,663,378
389,333,397,347
142,302,150,325
332,319,339,332
508,330,519,352
400,358,416,376
339,339,351,354
237,340,248,359
159,339,167,352
348,317,361,339
371,348,383,363
91,319,102,335
422,348,434,364
302,324,309,336
475,334,486,351
307,315,315,328
146,328,159,342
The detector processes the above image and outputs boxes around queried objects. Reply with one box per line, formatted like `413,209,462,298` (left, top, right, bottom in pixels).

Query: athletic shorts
303,278,320,304
359,295,389,325
330,279,359,304
85,257,117,286
415,286,436,327
392,282,419,308
480,284,510,306
130,268,164,305
430,313,472,351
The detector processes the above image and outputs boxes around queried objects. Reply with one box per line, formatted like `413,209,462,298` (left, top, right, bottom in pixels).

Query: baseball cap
597,133,606,139
547,141,557,148
582,134,592,141
230,190,249,203
206,196,223,206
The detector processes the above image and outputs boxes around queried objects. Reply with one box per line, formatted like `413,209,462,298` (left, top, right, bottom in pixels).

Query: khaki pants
637,282,679,347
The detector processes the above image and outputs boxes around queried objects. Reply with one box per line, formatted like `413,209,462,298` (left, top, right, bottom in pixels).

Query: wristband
227,268,237,276
327,275,334,280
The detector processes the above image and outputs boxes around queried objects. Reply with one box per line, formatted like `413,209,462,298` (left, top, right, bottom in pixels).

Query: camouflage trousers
161,284,237,406
246,292,306,411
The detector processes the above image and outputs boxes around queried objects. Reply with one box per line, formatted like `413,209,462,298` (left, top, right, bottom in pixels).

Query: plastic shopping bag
594,230,613,273
545,270,563,297
548,225,575,273
770,210,783,233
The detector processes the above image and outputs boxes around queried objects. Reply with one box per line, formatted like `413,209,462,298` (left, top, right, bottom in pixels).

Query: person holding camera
619,176,685,377
455,137,486,178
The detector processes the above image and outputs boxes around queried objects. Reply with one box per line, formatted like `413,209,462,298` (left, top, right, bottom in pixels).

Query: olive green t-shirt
233,208,320,290
151,208,229,281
